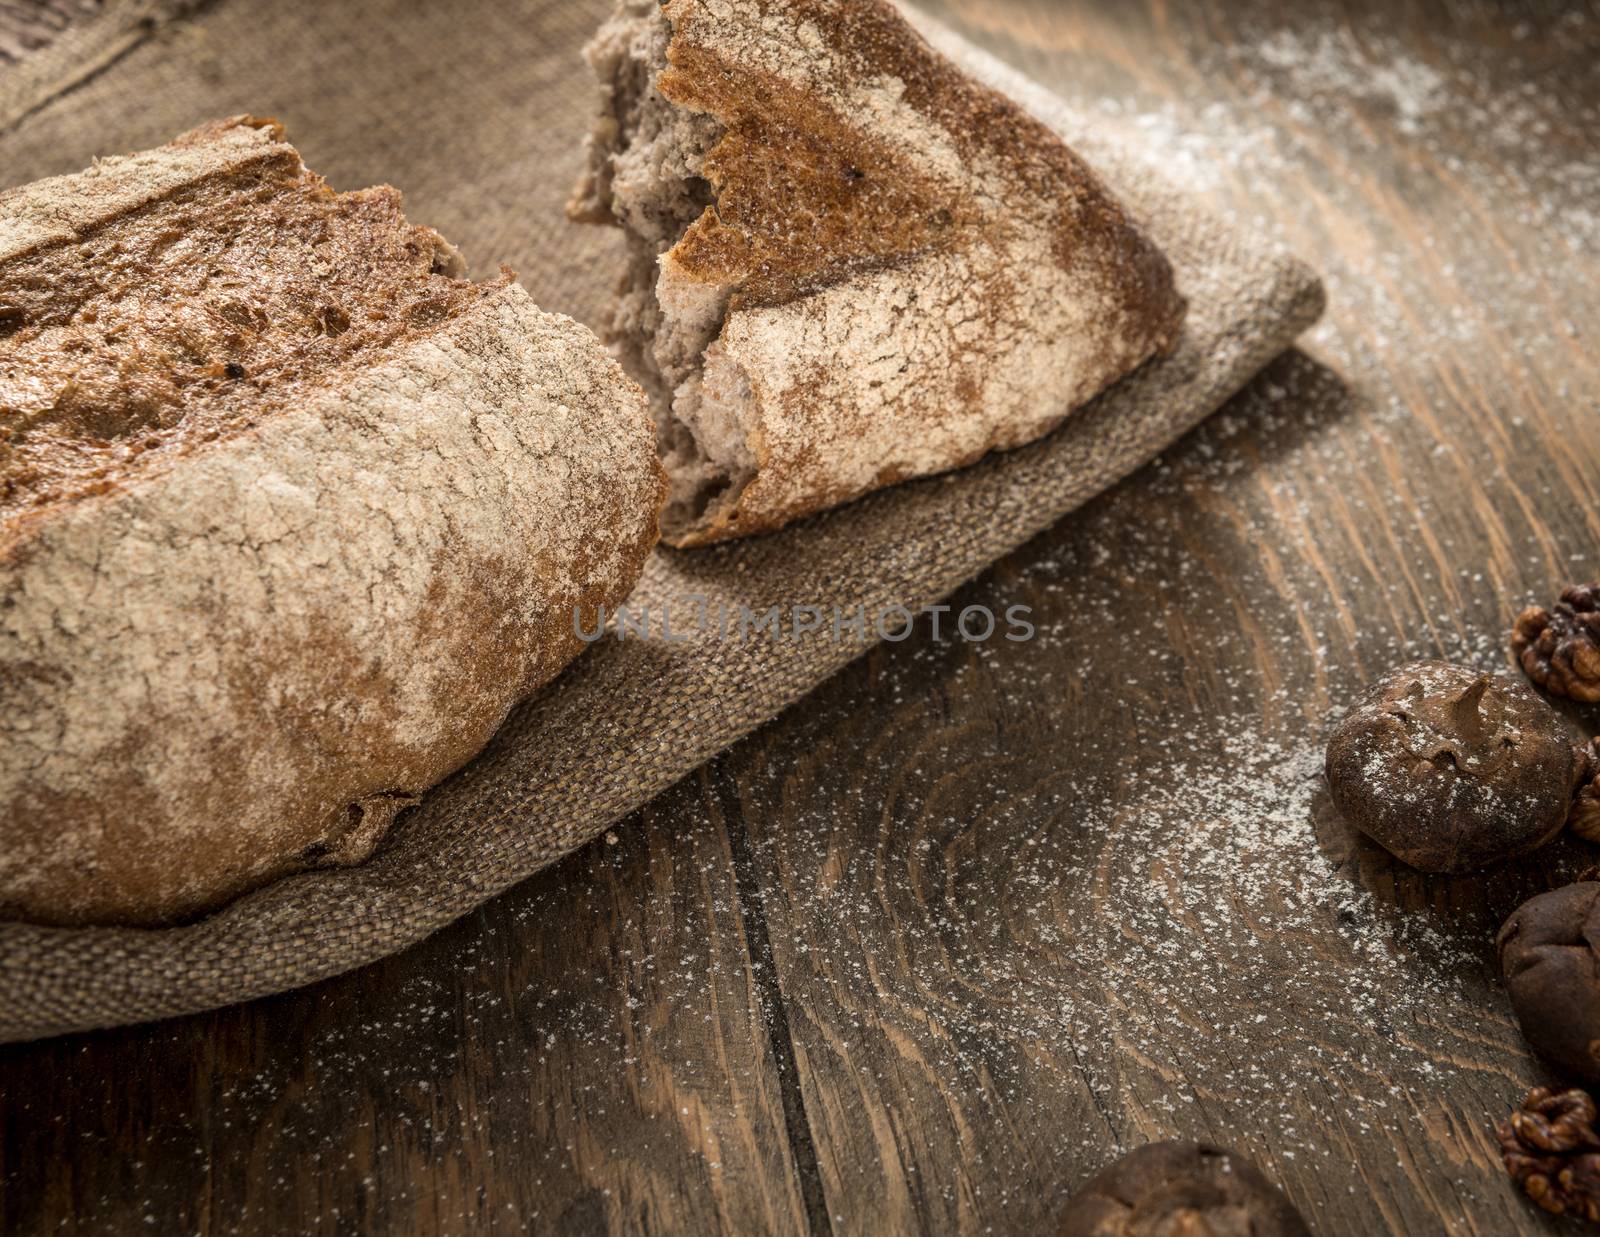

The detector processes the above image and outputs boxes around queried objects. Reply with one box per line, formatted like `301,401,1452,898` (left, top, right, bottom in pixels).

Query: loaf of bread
571,0,1187,547
0,118,665,926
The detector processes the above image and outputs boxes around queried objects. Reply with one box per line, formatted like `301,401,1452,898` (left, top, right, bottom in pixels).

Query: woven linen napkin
0,0,1324,1042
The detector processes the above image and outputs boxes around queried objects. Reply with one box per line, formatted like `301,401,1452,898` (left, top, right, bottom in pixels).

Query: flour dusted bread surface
0,119,666,926
571,0,1187,546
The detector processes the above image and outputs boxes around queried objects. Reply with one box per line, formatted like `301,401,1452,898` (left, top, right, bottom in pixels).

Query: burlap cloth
0,0,1324,1043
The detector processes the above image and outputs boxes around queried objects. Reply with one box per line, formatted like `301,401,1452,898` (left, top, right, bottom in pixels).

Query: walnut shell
1573,740,1600,844
1058,1141,1309,1237
1498,882,1600,1085
1513,584,1600,703
1325,661,1580,873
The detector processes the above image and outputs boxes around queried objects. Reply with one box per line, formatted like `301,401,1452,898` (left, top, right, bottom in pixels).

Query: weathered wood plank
1,779,811,1236
733,1,1599,1232
1,0,1597,1234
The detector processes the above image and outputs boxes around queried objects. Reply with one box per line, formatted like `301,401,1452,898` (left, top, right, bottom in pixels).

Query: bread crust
0,117,293,266
575,0,1187,546
0,126,666,926
0,115,482,528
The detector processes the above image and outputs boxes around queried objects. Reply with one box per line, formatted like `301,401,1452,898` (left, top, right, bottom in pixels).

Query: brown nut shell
1513,583,1600,703
1573,739,1600,844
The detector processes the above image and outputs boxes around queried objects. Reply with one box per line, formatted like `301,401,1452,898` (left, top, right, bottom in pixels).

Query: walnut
1057,1141,1309,1236
1498,1087,1600,1223
1573,739,1600,845
1325,662,1582,872
1514,584,1600,702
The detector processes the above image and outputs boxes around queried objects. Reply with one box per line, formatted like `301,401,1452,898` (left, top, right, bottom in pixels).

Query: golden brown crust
0,115,481,533
0,123,665,926
659,0,1180,329
574,0,1188,547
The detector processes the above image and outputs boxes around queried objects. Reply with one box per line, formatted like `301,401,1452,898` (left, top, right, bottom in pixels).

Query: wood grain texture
1,779,811,1236
2,0,1598,1234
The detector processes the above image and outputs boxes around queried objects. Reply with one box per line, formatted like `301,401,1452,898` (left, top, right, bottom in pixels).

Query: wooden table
2,1,1597,1233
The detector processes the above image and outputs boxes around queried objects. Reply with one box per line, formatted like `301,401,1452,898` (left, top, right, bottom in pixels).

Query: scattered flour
8,7,1597,1235
1253,27,1446,133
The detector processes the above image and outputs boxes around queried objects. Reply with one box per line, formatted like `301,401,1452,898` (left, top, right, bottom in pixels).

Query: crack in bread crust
572,0,1187,546
0,124,666,926
0,117,486,530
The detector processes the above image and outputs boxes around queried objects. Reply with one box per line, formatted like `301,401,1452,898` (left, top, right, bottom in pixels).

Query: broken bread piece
570,0,1187,547
0,118,666,926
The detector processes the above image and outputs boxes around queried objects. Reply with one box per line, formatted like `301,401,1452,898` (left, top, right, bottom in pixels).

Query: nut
1514,584,1600,703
